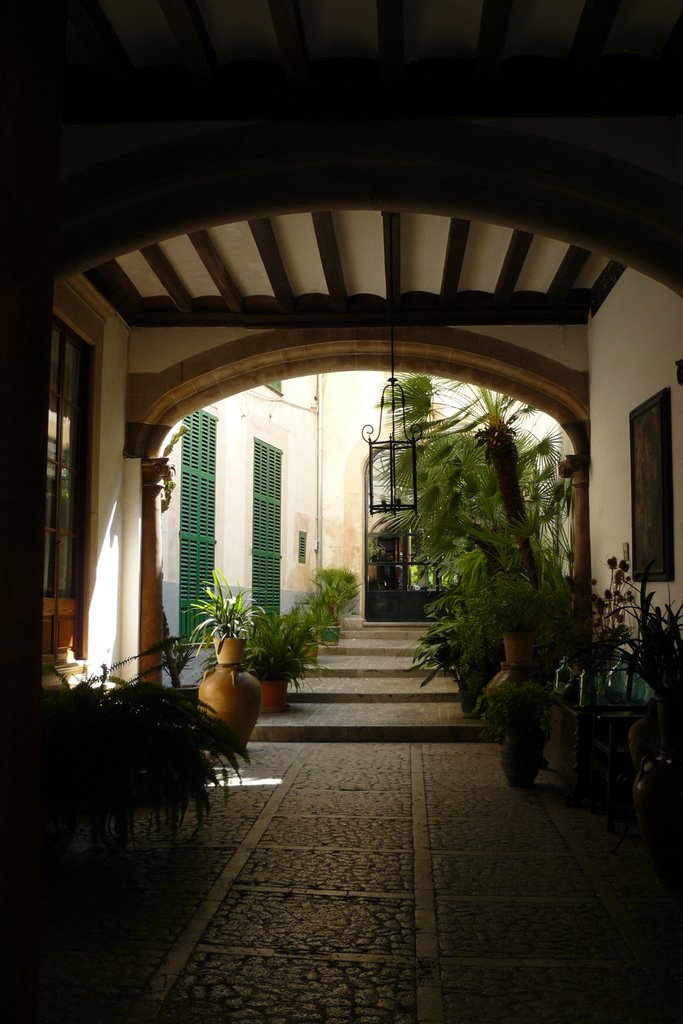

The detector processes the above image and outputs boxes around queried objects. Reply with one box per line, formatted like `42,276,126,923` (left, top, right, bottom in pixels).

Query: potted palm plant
476,679,552,786
309,566,360,644
244,608,317,712
190,570,262,745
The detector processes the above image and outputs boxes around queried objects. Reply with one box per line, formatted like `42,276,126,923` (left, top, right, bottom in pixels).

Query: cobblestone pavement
40,743,683,1024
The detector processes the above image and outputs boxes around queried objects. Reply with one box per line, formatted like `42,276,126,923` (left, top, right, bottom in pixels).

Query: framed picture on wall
629,387,674,581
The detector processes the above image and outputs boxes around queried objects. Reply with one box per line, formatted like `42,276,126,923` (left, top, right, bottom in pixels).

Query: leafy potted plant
411,611,497,715
475,679,552,786
41,653,248,844
190,570,262,744
244,608,317,712
481,572,551,664
190,568,256,663
309,566,360,644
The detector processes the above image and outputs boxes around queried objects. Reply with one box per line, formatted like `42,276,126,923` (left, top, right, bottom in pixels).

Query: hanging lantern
362,213,422,516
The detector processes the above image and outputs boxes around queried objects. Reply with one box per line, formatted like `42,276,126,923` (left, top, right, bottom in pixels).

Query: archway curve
59,118,683,296
125,326,589,460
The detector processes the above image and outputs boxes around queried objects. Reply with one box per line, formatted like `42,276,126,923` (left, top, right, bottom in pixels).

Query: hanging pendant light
362,212,422,516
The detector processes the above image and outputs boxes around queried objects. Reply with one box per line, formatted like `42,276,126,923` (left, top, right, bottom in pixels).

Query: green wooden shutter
252,438,282,614
179,410,217,635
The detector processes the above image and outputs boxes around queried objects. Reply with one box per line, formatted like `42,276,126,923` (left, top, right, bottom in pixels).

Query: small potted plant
244,608,317,712
475,679,552,786
481,572,551,664
190,569,255,663
411,613,495,715
308,566,360,644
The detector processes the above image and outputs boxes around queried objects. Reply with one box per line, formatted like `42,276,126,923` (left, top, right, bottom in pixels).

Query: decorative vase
213,636,245,664
633,754,683,890
260,678,289,713
486,660,537,695
502,631,535,665
628,702,660,768
198,664,262,746
500,729,545,787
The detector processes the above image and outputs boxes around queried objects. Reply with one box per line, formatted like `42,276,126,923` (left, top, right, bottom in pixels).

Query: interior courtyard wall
588,269,683,602
53,284,131,671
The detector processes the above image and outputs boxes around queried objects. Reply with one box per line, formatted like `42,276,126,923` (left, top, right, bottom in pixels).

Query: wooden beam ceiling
68,0,133,70
268,0,309,85
188,230,243,313
311,213,347,313
159,0,218,79
248,218,295,313
140,244,193,313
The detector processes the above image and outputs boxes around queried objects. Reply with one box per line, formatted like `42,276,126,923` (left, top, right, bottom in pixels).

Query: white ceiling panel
332,211,386,298
116,251,165,297
516,236,571,293
574,252,610,289
404,0,483,62
505,0,585,60
209,223,274,297
200,0,279,63
301,0,378,60
401,214,451,294
271,213,327,296
159,236,219,298
459,223,514,292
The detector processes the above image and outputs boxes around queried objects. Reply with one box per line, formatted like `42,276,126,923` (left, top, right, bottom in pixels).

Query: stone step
321,639,420,658
251,701,483,743
314,655,425,677
340,628,427,641
292,675,458,703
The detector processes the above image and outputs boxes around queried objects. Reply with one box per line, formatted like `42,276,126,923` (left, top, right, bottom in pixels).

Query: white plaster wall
162,378,319,619
588,269,683,603
85,315,131,668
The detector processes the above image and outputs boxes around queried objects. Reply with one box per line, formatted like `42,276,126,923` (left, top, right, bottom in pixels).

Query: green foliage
42,668,248,843
190,569,257,652
475,680,553,744
310,566,360,624
617,563,683,698
244,609,316,688
293,591,337,638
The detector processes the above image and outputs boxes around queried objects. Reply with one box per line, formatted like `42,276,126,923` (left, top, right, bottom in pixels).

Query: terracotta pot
198,664,262,746
500,729,545,787
260,678,289,713
486,660,537,696
502,631,536,665
213,636,245,665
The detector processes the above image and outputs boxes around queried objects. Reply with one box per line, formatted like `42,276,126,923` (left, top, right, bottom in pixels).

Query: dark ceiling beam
570,0,622,77
494,230,533,306
267,0,309,84
188,230,242,313
476,0,513,82
547,245,591,303
248,218,295,312
382,212,401,311
440,219,470,308
311,213,347,313
660,11,683,78
590,259,626,316
158,0,218,79
68,0,134,70
127,300,591,330
85,261,142,323
377,0,404,87
140,244,193,312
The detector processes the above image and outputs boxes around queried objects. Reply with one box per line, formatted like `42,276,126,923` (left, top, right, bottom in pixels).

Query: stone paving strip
39,742,683,1024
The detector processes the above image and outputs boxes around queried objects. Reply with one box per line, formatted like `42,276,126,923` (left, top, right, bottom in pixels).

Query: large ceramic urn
198,637,262,746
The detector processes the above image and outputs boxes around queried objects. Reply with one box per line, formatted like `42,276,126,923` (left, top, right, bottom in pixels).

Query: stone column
140,457,173,682
559,453,592,626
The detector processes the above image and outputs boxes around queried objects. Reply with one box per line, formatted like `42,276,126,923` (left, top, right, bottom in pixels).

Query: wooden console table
545,701,646,821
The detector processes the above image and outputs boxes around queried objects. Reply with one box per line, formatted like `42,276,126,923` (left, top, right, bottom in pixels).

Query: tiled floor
40,741,683,1024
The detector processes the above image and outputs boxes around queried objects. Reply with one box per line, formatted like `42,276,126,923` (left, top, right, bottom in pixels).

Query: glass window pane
58,536,74,598
47,394,58,462
63,343,81,406
43,533,55,597
50,328,60,392
59,468,75,532
61,406,78,466
46,463,56,529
